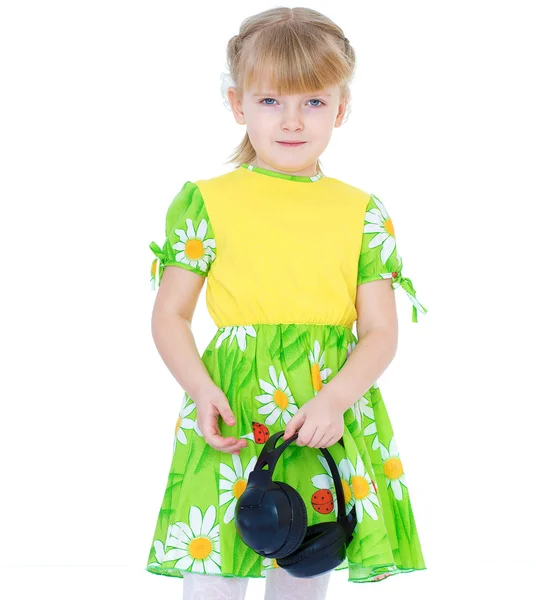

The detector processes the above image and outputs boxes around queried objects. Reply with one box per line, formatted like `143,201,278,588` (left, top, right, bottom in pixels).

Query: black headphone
234,430,357,578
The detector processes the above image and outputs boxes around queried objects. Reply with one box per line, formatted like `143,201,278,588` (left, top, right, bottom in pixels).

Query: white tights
181,567,332,600
263,568,332,600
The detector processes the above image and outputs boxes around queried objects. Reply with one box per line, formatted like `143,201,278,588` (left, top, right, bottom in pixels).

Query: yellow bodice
194,166,369,330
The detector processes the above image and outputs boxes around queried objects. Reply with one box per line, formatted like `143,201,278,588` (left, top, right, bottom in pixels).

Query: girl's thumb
284,411,305,440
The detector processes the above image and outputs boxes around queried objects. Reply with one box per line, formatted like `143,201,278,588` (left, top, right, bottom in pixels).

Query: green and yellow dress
146,162,428,583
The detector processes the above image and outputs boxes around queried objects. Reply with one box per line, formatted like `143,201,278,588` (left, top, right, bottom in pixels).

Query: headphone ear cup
277,521,345,566
271,481,308,558
276,522,347,576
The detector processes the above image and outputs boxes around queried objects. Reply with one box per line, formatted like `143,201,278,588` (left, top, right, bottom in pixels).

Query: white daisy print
148,526,177,569
364,195,427,320
338,453,380,523
363,420,381,451
379,436,408,500
172,218,216,273
161,505,221,574
363,194,397,265
261,556,280,575
215,325,257,351
309,340,332,395
173,395,203,450
219,453,258,524
255,366,298,427
350,394,371,435
361,385,382,451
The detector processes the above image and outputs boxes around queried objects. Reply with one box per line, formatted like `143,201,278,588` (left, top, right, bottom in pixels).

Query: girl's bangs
241,34,345,95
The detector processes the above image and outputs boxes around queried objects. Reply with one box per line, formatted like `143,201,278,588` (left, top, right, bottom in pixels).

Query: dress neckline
240,162,324,183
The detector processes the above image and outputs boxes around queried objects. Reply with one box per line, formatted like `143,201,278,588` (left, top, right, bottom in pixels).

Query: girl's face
228,81,348,177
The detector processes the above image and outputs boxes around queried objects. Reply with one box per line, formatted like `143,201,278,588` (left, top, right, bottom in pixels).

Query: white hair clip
341,102,352,124
220,71,235,111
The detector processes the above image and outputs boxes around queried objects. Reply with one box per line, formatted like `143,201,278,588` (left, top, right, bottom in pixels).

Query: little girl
145,6,428,600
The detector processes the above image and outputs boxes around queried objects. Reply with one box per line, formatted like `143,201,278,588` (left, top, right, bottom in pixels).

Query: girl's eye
259,98,325,107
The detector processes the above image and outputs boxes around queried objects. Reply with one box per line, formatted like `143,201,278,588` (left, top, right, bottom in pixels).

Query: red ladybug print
252,422,270,444
311,489,334,514
371,479,378,494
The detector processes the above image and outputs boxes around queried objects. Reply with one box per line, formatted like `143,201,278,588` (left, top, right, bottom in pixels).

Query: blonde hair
224,7,356,174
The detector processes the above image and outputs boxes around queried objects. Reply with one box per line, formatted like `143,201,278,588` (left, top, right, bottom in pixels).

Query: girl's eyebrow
252,92,332,97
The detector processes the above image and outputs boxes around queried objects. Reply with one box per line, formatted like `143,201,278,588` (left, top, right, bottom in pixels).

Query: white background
2,1,535,598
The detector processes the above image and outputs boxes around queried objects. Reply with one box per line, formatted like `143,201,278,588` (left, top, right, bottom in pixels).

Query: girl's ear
227,87,246,125
334,98,349,128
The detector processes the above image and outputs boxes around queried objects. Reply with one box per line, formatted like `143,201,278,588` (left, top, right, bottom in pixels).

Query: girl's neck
250,158,320,178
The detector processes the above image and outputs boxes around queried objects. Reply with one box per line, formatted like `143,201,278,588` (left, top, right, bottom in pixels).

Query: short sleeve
149,181,216,289
357,193,428,323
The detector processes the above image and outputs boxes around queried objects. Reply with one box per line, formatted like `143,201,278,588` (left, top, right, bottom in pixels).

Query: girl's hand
195,387,248,455
282,390,345,449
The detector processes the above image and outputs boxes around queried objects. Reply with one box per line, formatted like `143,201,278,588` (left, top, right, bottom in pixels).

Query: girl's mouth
277,141,306,147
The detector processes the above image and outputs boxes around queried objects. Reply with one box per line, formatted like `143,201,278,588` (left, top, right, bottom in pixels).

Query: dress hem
145,564,427,583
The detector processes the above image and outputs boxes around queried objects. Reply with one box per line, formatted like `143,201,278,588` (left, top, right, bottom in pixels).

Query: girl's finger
303,426,321,448
227,439,248,454
313,434,330,448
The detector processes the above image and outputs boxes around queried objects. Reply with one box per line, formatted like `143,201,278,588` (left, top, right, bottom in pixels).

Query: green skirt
145,323,427,583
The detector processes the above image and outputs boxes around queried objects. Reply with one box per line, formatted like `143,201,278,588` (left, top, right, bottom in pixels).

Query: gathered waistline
215,322,354,331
